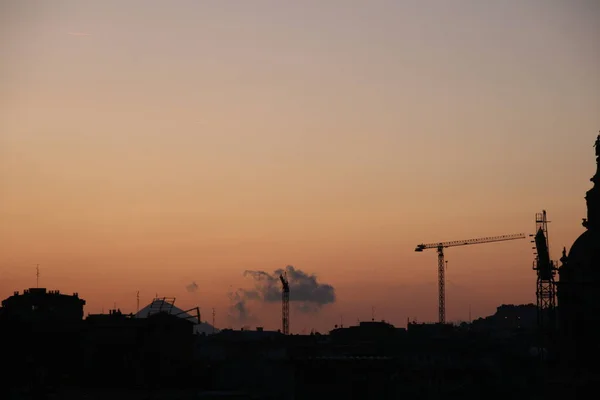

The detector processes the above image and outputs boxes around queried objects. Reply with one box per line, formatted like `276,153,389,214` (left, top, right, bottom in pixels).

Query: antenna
212,308,216,334
36,264,40,288
137,291,140,313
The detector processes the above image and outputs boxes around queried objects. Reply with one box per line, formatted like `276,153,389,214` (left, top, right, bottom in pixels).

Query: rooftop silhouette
2,137,599,397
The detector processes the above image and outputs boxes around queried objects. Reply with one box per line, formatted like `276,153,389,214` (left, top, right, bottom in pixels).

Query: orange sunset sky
1,0,599,333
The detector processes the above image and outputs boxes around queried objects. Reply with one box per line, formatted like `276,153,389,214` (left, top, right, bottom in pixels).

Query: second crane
415,233,526,324
280,273,290,335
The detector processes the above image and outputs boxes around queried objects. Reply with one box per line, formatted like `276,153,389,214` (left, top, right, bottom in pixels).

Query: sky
1,0,599,333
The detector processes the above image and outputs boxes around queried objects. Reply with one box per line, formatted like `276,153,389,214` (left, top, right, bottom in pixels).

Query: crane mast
280,273,290,335
415,232,526,324
437,246,446,324
531,210,557,358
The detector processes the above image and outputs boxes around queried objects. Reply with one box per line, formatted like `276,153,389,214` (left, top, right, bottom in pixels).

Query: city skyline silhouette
3,1,599,332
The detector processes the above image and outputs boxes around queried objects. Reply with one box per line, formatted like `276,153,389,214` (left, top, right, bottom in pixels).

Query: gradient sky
1,0,599,333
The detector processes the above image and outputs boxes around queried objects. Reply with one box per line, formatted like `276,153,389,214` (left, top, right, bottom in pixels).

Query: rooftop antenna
136,291,140,313
212,308,216,334
36,264,40,288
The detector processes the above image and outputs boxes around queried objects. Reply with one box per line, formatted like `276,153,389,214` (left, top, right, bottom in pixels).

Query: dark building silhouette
471,304,537,335
0,287,85,323
0,286,548,398
0,290,203,395
0,288,86,392
291,318,540,399
557,134,600,366
136,297,214,334
82,308,197,387
195,328,292,397
330,320,405,342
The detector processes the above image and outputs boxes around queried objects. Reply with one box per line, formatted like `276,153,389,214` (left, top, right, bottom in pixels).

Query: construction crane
280,273,290,335
415,232,526,324
531,210,557,358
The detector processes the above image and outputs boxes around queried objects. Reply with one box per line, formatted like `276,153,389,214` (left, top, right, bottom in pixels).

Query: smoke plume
235,265,336,313
227,290,257,325
186,281,199,293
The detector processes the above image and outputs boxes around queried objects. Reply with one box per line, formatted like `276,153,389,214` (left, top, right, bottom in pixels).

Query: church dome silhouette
564,230,600,281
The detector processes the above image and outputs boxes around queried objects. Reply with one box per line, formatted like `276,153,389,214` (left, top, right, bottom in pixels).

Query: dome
562,229,600,282
136,298,219,334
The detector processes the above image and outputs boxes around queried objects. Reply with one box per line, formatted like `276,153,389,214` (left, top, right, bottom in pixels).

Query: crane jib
416,233,526,250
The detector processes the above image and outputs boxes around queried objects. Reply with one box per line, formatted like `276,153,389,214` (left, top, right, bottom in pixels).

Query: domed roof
562,222,600,285
567,230,600,267
136,298,219,334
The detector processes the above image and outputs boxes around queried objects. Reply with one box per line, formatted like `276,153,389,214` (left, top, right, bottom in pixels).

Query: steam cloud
227,290,257,325
186,281,199,293
228,265,336,324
